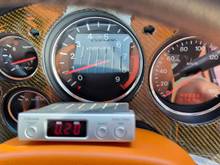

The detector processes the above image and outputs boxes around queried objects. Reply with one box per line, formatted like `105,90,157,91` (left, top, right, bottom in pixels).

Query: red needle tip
65,60,109,75
11,56,37,65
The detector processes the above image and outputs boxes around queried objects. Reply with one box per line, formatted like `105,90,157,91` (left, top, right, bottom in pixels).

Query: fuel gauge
0,35,38,80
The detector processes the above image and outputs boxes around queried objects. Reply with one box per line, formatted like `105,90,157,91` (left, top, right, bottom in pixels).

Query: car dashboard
0,3,219,164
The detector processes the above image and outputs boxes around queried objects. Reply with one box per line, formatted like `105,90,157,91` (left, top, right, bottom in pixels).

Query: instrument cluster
0,3,219,163
0,4,219,138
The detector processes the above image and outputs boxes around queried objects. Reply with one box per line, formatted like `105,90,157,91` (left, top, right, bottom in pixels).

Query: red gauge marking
65,60,109,75
11,56,37,65
120,52,140,90
77,86,81,91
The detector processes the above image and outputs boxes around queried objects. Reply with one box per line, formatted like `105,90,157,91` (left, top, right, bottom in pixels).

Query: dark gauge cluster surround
2,88,49,133
149,36,220,123
0,35,38,81
44,10,144,102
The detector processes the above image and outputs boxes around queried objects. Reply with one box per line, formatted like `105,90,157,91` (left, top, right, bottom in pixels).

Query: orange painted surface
0,128,195,165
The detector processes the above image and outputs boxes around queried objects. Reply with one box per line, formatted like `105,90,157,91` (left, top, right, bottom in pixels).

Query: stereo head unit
18,103,135,142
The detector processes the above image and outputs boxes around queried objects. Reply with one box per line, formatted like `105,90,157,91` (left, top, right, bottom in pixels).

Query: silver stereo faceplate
18,103,135,142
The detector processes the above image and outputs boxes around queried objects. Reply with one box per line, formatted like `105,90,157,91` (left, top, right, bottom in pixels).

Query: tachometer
149,36,220,123
44,10,144,102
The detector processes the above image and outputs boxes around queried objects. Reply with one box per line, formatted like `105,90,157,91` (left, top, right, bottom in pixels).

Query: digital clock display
47,120,87,137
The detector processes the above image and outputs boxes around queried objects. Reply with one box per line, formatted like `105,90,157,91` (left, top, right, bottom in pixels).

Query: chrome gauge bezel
149,36,220,124
44,11,144,102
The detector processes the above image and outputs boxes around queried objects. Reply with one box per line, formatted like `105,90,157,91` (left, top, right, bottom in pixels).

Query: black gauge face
149,36,220,123
45,11,143,102
0,36,38,80
2,89,49,133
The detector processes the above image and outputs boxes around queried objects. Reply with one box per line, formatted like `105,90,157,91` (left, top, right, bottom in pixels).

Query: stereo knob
114,126,126,138
25,127,37,138
96,126,108,138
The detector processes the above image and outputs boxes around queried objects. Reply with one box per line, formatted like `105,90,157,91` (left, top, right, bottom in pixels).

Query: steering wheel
1,0,220,44
0,0,218,165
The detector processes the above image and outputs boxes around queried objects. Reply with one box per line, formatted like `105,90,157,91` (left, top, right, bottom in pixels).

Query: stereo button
115,126,126,138
25,127,37,138
96,126,108,138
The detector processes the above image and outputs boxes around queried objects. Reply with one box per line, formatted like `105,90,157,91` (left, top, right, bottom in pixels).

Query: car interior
0,1,219,165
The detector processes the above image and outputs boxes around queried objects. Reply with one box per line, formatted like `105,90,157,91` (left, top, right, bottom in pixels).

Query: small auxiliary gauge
2,88,49,133
0,35,38,80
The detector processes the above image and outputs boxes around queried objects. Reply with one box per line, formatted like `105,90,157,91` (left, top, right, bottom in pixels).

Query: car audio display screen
47,120,87,137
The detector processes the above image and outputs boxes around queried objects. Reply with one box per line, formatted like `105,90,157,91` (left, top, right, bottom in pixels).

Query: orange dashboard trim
0,128,195,165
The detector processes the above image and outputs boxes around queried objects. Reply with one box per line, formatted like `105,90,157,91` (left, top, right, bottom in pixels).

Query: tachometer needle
65,60,109,75
11,57,37,65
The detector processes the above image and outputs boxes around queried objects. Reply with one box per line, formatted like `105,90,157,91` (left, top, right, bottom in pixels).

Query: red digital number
73,123,81,135
63,122,72,135
54,123,63,136
52,121,83,136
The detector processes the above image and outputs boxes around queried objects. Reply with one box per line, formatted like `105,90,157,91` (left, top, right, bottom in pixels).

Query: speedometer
149,36,220,123
44,10,144,102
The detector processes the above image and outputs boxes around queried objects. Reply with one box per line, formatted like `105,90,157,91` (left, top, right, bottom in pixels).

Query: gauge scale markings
149,36,220,123
45,12,144,102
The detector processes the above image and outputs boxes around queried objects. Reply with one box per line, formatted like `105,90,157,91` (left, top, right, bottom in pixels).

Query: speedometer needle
65,60,109,75
11,57,37,65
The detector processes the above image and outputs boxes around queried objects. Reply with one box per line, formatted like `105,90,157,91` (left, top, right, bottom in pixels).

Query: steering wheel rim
1,0,220,45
